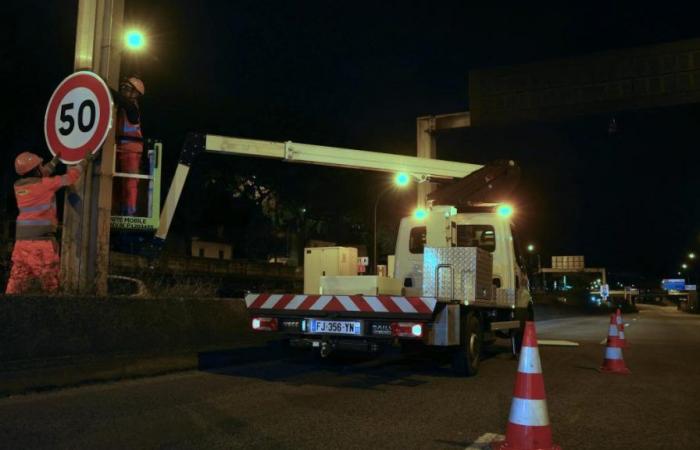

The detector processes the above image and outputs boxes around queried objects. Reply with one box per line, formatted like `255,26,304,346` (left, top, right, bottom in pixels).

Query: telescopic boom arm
155,132,483,243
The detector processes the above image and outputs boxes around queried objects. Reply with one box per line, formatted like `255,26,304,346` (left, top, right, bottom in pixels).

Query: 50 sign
59,99,97,136
44,71,113,164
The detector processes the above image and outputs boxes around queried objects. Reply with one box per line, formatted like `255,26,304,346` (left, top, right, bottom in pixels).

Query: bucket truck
158,132,532,375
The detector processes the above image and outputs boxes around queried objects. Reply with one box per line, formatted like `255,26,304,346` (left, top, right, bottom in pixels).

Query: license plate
309,319,362,335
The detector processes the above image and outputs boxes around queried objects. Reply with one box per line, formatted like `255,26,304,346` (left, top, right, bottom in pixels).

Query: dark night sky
5,0,700,282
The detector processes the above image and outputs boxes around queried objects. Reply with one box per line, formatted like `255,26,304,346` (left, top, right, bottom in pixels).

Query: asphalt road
1,304,699,449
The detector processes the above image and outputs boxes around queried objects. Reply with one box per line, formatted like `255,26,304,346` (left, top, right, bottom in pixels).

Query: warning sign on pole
44,71,113,164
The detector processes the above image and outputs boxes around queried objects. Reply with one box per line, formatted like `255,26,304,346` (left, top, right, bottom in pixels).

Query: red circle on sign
44,71,113,164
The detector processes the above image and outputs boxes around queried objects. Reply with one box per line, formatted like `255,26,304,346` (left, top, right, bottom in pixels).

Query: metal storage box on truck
303,247,358,294
423,247,494,305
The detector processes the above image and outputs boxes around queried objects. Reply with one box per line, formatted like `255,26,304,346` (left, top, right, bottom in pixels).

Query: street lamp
682,263,688,269
124,29,146,51
373,174,410,275
689,252,696,260
527,244,535,252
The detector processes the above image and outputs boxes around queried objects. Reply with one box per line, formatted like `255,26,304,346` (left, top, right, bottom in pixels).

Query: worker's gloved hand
40,154,62,177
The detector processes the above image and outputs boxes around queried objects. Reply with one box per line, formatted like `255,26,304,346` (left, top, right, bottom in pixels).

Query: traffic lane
1,307,699,449
534,304,700,448
0,350,516,450
536,303,700,345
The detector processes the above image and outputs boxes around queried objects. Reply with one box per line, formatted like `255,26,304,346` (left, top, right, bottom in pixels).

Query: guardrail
110,252,302,281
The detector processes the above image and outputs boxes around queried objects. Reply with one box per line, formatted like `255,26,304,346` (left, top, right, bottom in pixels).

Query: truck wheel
452,313,482,376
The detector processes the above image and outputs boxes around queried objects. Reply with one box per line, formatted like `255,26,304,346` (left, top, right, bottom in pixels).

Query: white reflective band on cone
508,398,550,426
517,347,542,374
608,325,619,336
284,295,308,310
261,294,283,309
605,347,623,360
619,331,625,339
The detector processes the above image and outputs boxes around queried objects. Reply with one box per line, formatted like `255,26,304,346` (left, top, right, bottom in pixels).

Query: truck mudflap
245,294,438,319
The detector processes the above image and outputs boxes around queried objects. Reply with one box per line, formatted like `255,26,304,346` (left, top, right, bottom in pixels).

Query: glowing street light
682,263,688,269
689,252,696,259
124,29,146,51
394,172,410,187
527,244,535,252
373,175,410,274
413,208,428,220
497,203,514,218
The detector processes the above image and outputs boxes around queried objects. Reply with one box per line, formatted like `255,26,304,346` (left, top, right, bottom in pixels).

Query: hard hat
15,152,43,176
127,77,145,95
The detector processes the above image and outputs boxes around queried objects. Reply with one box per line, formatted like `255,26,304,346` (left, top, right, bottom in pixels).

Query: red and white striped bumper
245,294,438,317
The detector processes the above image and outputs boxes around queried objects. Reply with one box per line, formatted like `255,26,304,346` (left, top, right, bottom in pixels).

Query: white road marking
465,433,505,449
625,322,631,327
538,339,579,347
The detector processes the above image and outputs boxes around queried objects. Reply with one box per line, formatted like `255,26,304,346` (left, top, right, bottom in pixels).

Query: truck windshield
457,225,496,252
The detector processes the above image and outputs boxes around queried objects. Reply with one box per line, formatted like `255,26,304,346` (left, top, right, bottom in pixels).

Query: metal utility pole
62,0,123,295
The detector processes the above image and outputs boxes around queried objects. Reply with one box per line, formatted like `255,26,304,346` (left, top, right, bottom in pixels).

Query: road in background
0,304,698,449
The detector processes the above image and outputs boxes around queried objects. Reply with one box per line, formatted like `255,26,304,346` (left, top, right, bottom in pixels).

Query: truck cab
395,210,532,315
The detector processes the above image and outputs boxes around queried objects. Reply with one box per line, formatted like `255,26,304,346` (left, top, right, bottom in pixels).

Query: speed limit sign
44,71,113,164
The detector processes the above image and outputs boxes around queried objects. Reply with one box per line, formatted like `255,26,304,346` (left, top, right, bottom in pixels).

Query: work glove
40,154,62,177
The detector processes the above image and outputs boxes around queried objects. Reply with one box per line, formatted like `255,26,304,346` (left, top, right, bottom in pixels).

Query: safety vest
14,166,83,240
116,108,143,153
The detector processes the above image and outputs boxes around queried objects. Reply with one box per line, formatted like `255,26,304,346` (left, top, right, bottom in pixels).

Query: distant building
191,238,232,260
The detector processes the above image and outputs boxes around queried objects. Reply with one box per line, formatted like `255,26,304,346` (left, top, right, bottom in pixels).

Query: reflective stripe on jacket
14,165,83,240
116,108,143,152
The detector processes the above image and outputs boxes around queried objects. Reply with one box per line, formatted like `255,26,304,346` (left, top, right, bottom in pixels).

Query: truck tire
451,313,482,376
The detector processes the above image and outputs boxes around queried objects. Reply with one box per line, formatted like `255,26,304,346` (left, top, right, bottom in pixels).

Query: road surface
0,304,698,449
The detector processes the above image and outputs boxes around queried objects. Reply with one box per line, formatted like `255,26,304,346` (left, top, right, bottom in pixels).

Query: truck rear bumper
245,294,438,320
289,337,386,353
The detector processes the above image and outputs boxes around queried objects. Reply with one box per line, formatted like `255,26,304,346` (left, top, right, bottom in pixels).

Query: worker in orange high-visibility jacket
4,151,89,294
111,76,145,216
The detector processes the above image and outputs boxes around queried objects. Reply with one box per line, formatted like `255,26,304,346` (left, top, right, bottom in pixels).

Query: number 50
59,100,96,136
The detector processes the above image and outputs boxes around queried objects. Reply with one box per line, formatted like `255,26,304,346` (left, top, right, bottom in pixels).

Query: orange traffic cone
492,322,561,450
615,308,628,348
600,314,630,374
